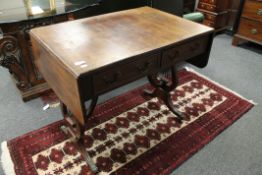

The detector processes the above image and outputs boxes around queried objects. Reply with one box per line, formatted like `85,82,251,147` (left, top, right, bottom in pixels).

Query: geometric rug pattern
3,69,254,175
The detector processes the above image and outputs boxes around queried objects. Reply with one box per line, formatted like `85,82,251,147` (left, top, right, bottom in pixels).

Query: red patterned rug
1,69,254,175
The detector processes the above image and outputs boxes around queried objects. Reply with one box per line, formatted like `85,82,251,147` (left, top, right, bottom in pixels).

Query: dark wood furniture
227,0,242,32
233,0,262,45
197,0,230,31
0,0,101,101
30,7,214,172
0,0,193,101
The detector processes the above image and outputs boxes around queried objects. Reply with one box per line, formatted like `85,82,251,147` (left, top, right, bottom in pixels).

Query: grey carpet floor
0,34,261,175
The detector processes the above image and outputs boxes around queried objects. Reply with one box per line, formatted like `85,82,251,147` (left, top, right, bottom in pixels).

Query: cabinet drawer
200,0,216,5
93,53,160,95
242,0,262,21
238,18,262,42
162,36,209,68
203,12,228,29
203,19,215,27
208,0,217,5
198,3,216,12
204,13,216,22
200,0,209,3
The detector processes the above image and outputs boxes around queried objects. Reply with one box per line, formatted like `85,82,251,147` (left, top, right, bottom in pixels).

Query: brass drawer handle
209,0,215,4
257,9,262,16
251,28,258,35
136,61,152,72
207,5,214,11
206,15,215,21
103,71,121,84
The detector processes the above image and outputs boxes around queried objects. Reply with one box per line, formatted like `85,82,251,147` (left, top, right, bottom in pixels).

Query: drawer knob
251,28,258,35
136,61,152,72
257,9,262,16
168,50,179,60
103,71,121,84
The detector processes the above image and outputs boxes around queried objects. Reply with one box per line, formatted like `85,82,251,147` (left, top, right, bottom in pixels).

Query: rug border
185,67,257,105
161,98,254,175
1,141,15,175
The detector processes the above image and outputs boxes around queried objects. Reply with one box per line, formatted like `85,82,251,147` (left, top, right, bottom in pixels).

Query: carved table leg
0,35,29,90
60,97,98,173
145,66,184,121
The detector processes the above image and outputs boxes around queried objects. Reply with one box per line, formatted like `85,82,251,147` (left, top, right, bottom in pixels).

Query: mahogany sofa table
30,7,214,173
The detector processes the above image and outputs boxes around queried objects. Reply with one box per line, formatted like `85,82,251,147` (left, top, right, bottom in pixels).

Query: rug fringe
184,67,257,105
1,141,15,175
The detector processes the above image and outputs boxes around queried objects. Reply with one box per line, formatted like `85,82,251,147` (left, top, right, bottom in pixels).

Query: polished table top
30,7,213,77
0,0,100,24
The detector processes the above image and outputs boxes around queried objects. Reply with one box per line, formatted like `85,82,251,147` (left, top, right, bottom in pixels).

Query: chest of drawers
233,0,262,45
197,0,229,31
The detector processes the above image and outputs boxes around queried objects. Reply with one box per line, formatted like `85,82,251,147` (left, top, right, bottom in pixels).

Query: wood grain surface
30,7,213,77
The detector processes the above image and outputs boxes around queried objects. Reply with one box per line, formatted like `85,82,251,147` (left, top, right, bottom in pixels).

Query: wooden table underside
30,7,214,173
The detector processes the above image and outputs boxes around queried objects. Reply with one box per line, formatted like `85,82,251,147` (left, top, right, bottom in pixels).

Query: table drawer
93,53,160,95
238,18,262,42
162,36,209,68
242,0,262,21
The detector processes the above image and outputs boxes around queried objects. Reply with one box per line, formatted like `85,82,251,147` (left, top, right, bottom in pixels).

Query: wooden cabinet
197,0,229,31
227,0,241,32
233,0,262,45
